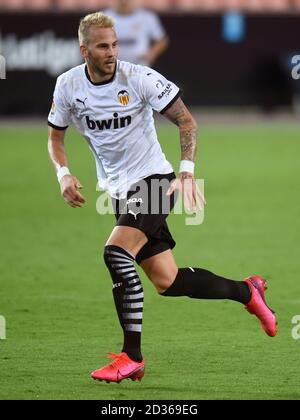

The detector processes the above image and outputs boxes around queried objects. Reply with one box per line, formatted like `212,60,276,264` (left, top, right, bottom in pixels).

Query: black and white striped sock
104,245,143,362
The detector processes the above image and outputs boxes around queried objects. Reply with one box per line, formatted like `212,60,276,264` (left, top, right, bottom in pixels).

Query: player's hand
60,175,86,208
166,172,206,213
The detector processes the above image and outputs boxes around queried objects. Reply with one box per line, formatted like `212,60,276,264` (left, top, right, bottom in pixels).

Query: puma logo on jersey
128,210,140,220
86,113,132,130
76,97,87,107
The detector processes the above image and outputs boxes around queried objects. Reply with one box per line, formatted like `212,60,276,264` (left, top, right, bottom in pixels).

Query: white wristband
57,166,70,183
179,160,195,174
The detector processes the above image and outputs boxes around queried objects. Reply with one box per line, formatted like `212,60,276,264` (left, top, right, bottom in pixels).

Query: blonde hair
78,12,115,45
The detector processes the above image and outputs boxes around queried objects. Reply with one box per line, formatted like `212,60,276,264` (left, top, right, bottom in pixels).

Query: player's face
82,27,118,76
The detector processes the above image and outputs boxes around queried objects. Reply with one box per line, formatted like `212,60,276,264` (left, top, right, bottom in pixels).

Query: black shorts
112,172,177,265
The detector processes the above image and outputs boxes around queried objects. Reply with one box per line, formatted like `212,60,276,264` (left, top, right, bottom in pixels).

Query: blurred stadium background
0,0,300,114
1,0,300,401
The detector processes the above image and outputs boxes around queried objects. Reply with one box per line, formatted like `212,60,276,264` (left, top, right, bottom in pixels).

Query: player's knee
157,281,174,294
142,264,177,294
150,275,175,294
155,284,168,294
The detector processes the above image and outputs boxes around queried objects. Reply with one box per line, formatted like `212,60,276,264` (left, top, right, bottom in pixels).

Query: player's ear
80,45,89,59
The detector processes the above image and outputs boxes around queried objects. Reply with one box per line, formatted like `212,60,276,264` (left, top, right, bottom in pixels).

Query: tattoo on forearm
163,98,197,162
180,127,197,161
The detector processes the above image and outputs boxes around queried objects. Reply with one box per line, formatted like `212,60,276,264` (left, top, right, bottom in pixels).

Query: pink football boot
91,352,145,383
245,276,277,337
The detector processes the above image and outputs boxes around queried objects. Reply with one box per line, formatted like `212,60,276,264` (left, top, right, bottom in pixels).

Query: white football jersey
48,60,180,198
104,8,166,65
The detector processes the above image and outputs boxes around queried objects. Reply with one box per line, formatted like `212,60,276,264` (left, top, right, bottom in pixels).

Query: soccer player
48,12,277,384
104,0,169,66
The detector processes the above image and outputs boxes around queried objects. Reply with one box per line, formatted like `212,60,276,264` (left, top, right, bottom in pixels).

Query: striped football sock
104,245,143,362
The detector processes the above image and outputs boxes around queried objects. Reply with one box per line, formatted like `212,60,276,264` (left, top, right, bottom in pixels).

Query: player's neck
85,63,116,85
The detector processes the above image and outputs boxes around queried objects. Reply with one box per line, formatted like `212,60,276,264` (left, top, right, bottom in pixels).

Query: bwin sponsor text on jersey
86,113,132,130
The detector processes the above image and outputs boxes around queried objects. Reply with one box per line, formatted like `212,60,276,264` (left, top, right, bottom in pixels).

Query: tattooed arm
162,97,197,165
162,98,205,212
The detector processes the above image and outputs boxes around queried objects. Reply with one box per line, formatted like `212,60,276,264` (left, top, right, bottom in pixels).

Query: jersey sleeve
146,12,166,41
48,75,71,130
139,67,180,114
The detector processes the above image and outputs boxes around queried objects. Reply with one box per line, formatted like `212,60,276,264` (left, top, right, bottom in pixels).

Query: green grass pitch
0,121,300,400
